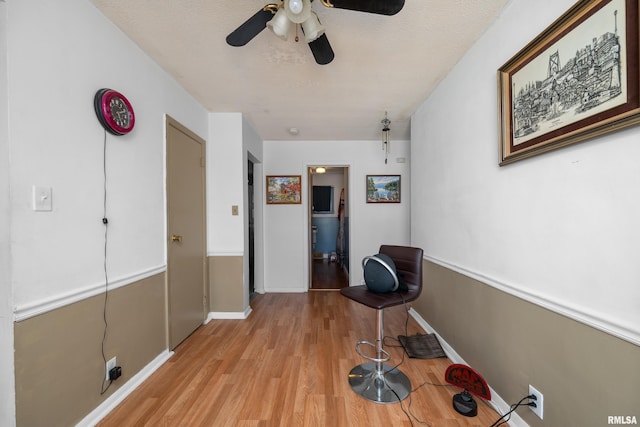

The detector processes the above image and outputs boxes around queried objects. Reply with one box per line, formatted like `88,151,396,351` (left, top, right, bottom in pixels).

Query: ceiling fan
226,0,405,65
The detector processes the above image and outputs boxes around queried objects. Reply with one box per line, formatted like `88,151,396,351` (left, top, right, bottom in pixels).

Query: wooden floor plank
311,259,348,289
98,292,505,426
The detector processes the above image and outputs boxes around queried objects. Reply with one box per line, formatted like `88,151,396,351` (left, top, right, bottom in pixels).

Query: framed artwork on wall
266,175,302,204
498,0,640,165
366,175,401,203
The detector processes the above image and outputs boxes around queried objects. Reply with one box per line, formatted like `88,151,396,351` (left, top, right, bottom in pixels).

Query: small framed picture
366,175,401,203
266,175,302,204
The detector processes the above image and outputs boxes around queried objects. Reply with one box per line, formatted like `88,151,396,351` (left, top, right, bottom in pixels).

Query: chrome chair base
347,362,411,404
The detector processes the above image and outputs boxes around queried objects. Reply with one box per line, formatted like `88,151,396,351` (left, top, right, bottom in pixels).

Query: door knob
171,234,183,242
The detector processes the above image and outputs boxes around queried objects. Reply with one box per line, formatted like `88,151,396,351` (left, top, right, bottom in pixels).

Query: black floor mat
398,333,446,359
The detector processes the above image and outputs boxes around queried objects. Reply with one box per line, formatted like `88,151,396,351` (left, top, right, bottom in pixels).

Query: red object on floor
444,364,492,400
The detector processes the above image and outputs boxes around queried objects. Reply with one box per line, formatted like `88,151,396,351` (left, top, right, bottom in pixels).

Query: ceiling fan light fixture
301,12,325,43
289,0,304,14
266,8,291,40
285,0,311,23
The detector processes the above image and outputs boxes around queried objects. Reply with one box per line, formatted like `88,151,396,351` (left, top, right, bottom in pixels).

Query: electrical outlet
106,357,117,381
529,384,544,419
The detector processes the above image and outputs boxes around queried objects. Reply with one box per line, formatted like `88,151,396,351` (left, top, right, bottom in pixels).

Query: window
312,186,333,214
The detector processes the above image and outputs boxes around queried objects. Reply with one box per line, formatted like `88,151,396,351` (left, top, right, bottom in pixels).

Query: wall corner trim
408,308,528,427
424,255,640,347
14,265,166,321
76,349,174,427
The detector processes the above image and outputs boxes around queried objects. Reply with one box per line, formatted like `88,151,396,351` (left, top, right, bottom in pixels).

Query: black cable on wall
99,128,112,395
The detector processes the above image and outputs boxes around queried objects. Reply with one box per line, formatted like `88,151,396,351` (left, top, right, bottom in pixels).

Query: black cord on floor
381,293,434,427
381,295,537,427
99,129,112,395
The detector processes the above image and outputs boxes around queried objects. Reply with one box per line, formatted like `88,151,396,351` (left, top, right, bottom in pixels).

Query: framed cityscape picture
266,175,302,204
366,175,401,203
498,0,640,165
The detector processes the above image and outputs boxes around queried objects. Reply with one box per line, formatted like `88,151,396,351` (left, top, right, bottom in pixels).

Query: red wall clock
94,88,135,135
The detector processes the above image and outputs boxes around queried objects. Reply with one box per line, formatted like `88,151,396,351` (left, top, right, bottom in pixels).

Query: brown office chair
340,244,424,403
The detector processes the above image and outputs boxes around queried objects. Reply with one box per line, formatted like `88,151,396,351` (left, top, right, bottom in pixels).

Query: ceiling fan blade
322,0,405,15
226,7,275,47
308,33,334,65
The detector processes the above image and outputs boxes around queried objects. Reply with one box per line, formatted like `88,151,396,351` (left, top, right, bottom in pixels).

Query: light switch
32,186,53,211
231,205,239,216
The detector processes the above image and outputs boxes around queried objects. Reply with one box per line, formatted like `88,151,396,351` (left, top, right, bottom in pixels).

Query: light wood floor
98,292,503,426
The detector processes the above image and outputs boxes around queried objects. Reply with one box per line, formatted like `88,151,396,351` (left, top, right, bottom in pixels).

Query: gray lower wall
14,273,166,427
208,255,244,313
412,260,640,427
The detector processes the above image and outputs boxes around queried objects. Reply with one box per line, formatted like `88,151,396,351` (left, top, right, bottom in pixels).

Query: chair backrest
378,245,423,294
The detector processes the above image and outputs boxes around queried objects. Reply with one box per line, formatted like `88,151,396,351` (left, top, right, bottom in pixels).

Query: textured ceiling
91,0,510,140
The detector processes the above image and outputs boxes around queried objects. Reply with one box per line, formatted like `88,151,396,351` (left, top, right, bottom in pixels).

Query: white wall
263,139,410,291
207,113,244,256
411,0,640,345
5,2,207,422
0,2,16,425
8,0,207,314
207,114,264,305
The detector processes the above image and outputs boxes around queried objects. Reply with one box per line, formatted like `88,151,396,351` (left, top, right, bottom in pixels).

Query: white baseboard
409,308,529,427
263,287,307,293
76,350,174,427
206,306,252,322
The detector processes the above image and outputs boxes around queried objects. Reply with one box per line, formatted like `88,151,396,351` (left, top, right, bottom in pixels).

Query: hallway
311,258,348,290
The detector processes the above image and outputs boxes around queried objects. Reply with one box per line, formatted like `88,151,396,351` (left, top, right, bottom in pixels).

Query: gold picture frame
498,0,640,165
266,175,302,204
366,175,401,203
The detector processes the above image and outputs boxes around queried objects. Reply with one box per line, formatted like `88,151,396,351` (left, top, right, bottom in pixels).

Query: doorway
166,116,206,349
248,159,255,296
309,166,349,290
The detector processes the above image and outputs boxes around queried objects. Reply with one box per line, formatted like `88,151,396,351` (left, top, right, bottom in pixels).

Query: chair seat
340,285,420,310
